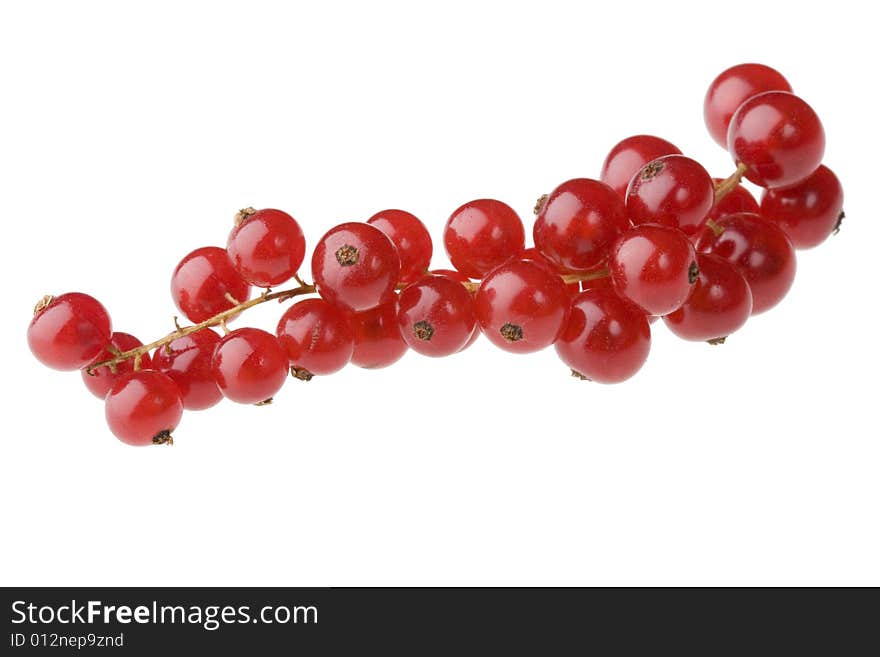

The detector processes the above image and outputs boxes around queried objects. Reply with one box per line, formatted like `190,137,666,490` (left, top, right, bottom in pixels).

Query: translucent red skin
276,298,354,375
349,302,408,369
555,288,651,384
367,209,433,285
152,328,223,410
626,155,715,236
397,275,476,357
610,225,697,316
171,246,251,323
707,180,759,223
704,63,792,148
664,254,753,342
28,292,112,371
104,370,183,446
728,91,825,189
227,208,306,287
599,135,682,197
475,259,570,354
695,212,796,315
212,328,289,404
760,164,843,249
311,222,400,312
534,178,629,272
443,199,525,278
428,270,481,351
82,332,151,399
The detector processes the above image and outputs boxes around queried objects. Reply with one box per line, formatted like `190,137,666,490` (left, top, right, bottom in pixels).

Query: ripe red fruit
695,212,796,314
728,91,825,189
311,222,400,312
82,332,152,399
663,254,753,342
397,275,476,357
349,302,408,369
104,370,183,446
28,292,112,371
367,209,433,285
276,298,354,376
555,288,651,384
152,328,223,410
226,208,306,287
475,259,570,354
610,225,698,316
760,164,844,249
534,178,629,272
706,179,759,223
171,246,251,323
444,199,525,278
704,63,792,148
600,135,682,197
212,328,289,404
626,155,715,236
428,269,481,351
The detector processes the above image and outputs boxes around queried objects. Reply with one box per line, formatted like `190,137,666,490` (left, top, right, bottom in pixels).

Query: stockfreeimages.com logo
11,600,318,631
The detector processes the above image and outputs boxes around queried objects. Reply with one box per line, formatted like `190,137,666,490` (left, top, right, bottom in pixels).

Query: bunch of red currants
27,64,843,446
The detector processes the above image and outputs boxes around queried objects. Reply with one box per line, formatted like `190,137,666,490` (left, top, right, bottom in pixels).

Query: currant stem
86,266,611,372
88,282,317,372
714,162,749,203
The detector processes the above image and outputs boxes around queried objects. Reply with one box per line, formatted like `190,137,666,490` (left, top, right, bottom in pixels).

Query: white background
1,0,877,586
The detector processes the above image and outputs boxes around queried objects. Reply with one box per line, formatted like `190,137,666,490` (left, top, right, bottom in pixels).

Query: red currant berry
82,332,152,399
276,298,354,376
367,209,433,285
429,270,481,350
704,63,792,148
212,328,289,404
728,91,825,189
311,222,400,312
610,225,698,316
226,208,306,287
695,212,796,314
600,135,682,197
152,328,223,410
171,246,251,323
760,164,844,249
534,178,630,272
663,254,753,342
522,247,580,298
397,274,476,357
626,155,715,236
105,370,183,446
349,301,408,369
444,199,525,278
475,259,570,354
555,288,651,384
28,292,112,371
706,179,759,223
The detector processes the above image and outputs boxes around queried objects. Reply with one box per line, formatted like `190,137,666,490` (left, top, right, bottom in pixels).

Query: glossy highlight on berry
312,222,400,312
475,259,570,354
534,178,629,272
444,199,525,278
227,208,306,288
171,246,251,323
28,292,112,371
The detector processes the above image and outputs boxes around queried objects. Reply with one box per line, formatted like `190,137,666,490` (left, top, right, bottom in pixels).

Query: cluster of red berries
27,64,844,446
